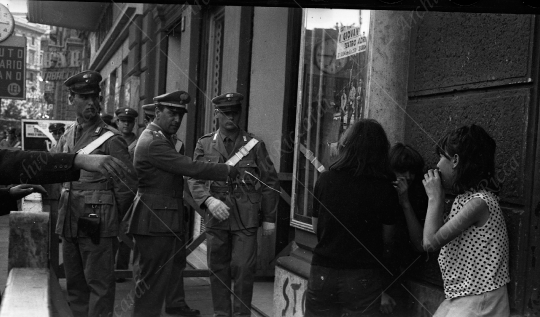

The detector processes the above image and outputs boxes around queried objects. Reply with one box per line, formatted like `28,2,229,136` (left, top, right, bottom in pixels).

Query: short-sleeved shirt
438,190,510,299
311,169,399,269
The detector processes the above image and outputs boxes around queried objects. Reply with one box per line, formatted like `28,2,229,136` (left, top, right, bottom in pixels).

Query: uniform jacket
56,118,137,238
0,149,80,185
125,134,138,162
188,130,279,230
0,149,81,216
124,123,229,236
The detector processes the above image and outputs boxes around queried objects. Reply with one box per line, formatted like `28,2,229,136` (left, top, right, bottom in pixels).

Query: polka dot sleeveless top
438,190,510,299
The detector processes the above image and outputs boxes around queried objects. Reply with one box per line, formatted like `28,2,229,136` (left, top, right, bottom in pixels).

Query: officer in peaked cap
115,107,139,159
48,123,66,142
188,92,279,317
154,90,190,113
211,92,243,112
124,91,239,317
64,70,102,95
142,103,157,127
112,107,139,280
101,114,117,129
57,70,137,317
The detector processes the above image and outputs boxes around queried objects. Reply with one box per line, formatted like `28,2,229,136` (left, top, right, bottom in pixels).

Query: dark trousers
305,265,384,317
206,228,258,317
112,238,132,270
131,234,188,317
62,237,115,317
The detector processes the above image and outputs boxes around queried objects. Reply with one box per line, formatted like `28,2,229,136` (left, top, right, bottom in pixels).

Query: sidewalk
0,215,274,317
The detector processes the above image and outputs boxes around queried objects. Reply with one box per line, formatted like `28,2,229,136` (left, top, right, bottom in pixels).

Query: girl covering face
423,124,509,317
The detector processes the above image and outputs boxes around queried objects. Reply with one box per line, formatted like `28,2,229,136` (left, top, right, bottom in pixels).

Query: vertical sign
0,35,25,99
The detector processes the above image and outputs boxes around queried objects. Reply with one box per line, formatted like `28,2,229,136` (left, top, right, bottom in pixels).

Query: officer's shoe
165,305,200,316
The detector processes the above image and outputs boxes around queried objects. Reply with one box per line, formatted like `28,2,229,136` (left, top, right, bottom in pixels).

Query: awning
27,1,107,31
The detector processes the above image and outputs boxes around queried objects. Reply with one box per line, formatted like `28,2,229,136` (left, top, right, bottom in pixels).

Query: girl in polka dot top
422,124,510,317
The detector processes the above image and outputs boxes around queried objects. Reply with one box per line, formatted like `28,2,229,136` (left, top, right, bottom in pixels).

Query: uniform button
247,164,250,166
98,200,102,203
54,165,57,169
165,206,168,209
208,159,211,162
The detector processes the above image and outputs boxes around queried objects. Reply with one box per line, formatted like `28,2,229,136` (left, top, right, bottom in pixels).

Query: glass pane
291,8,370,228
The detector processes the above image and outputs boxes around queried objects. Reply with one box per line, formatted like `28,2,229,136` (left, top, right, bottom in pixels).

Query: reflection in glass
292,9,370,228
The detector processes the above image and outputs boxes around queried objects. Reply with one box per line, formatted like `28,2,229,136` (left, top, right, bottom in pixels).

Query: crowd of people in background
0,128,21,149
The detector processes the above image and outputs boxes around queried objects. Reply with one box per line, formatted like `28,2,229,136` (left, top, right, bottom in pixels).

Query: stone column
364,10,413,145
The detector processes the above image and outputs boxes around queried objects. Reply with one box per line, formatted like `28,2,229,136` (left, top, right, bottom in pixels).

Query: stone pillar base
273,262,308,317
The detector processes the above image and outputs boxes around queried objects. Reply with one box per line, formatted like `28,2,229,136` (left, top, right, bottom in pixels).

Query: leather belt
63,181,113,191
138,187,183,198
210,185,258,194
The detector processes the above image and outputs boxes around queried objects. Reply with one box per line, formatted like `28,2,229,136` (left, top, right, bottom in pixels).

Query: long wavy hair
436,124,499,194
330,119,391,178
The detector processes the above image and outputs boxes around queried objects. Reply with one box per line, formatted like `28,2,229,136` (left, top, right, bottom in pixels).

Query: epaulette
152,130,165,139
201,131,215,139
200,131,216,142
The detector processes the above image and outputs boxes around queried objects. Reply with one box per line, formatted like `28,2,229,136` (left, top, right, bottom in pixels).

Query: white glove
206,196,230,221
262,222,275,236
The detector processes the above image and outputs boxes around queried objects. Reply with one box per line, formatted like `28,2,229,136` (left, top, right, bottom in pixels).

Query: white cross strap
76,131,115,154
225,138,259,166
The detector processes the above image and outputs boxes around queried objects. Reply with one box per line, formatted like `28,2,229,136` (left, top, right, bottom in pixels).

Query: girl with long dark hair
305,119,399,316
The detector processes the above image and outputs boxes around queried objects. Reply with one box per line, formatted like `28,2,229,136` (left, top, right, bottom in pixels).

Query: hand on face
393,177,410,204
422,169,445,201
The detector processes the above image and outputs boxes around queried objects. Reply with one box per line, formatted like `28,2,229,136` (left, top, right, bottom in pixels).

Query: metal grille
203,10,225,135
200,9,225,237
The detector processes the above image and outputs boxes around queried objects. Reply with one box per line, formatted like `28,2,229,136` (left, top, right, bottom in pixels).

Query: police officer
102,113,118,129
49,123,66,142
188,92,279,317
56,70,137,317
142,103,156,127
112,107,139,281
123,90,239,317
115,107,139,161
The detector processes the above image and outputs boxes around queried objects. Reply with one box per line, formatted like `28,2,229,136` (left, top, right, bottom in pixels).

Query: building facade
27,2,540,316
41,26,84,120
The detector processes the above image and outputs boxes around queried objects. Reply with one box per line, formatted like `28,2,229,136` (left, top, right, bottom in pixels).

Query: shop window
291,9,370,231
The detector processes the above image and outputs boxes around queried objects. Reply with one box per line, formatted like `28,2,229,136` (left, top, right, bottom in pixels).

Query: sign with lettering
43,68,79,81
0,36,25,99
336,25,367,60
21,119,74,151
274,266,307,317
